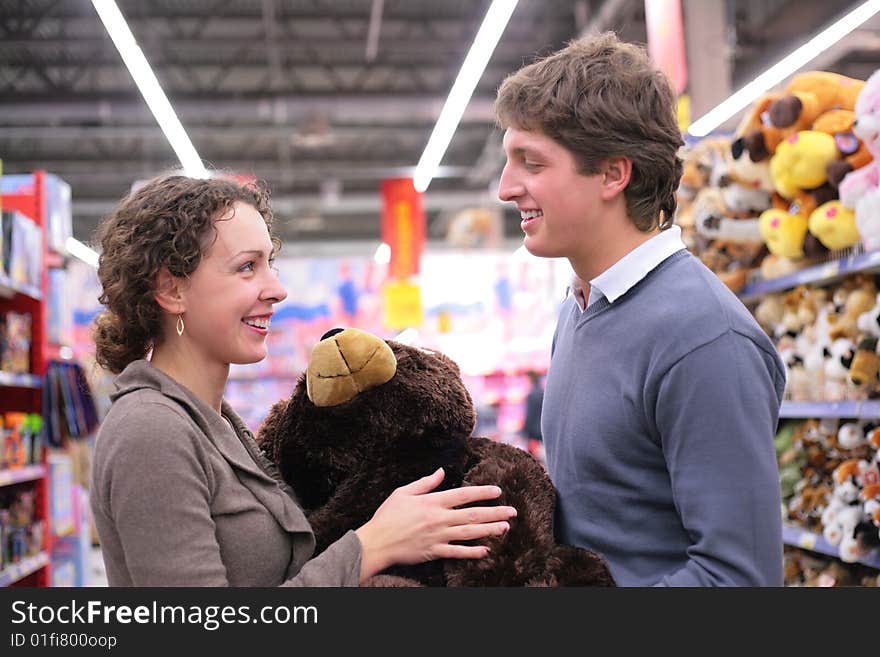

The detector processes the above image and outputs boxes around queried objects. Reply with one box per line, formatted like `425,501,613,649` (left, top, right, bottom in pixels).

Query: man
521,370,545,459
495,32,785,586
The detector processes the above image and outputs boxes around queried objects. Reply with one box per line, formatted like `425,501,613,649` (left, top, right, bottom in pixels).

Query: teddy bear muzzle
306,327,398,407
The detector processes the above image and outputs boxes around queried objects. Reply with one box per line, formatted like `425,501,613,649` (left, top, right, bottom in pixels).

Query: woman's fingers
430,484,503,507
432,544,492,560
396,467,445,495
448,505,517,526
447,521,510,542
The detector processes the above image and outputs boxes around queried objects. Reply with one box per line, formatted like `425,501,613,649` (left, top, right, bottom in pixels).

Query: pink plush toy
840,69,880,250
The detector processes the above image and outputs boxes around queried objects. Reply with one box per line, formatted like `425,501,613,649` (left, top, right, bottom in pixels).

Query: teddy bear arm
538,544,616,587
444,439,605,586
305,468,402,555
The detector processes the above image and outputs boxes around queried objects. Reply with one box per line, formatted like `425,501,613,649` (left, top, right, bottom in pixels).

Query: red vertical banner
380,178,426,279
644,0,688,95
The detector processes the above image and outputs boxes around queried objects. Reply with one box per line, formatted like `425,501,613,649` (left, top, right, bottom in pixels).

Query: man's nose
497,163,522,202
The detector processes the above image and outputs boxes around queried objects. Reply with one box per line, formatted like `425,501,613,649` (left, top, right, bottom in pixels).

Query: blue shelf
739,248,880,302
783,524,880,570
778,400,880,418
0,464,46,488
0,370,42,389
0,271,41,301
0,551,49,587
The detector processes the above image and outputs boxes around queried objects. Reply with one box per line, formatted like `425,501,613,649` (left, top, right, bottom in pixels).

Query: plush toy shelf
779,400,880,418
783,523,880,570
739,246,880,303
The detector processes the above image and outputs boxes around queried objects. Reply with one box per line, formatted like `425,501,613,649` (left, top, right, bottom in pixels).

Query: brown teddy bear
257,327,615,587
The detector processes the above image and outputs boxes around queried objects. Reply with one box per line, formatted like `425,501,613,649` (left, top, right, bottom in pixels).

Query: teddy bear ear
306,328,398,407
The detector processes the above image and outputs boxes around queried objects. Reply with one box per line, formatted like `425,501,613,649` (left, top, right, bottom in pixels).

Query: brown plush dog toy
258,327,615,587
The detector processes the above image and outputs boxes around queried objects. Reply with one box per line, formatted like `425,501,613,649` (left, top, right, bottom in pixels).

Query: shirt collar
592,225,686,304
570,225,686,311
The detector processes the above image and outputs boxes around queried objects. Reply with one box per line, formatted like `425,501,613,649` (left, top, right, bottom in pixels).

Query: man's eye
524,162,543,171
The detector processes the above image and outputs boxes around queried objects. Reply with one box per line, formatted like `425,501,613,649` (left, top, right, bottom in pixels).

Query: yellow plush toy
760,207,809,259
807,200,860,251
733,72,864,164
770,130,840,199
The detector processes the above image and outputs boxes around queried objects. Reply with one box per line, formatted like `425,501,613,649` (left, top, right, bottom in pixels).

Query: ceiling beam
0,94,498,125
73,189,508,219
0,124,489,140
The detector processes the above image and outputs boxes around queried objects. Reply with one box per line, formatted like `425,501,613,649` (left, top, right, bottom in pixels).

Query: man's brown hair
495,31,684,231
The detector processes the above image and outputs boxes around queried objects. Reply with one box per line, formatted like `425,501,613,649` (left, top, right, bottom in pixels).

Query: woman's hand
354,467,517,582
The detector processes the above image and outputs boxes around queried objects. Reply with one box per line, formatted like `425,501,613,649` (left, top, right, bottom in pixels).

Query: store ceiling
0,0,877,249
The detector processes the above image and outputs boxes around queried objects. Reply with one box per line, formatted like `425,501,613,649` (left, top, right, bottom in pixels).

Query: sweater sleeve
281,530,362,587
102,402,231,586
100,401,363,587
653,330,784,587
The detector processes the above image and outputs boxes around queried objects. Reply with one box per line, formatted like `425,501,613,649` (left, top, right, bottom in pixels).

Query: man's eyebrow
510,146,545,158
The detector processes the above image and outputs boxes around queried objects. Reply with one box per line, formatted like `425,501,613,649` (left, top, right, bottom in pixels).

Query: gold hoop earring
176,314,185,337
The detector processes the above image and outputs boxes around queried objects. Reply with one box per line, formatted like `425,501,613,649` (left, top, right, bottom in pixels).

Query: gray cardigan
91,360,362,586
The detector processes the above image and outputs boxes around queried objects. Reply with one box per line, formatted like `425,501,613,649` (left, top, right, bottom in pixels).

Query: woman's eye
239,261,255,273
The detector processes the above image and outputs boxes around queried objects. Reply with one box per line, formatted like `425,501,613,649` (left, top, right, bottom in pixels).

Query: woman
90,174,516,586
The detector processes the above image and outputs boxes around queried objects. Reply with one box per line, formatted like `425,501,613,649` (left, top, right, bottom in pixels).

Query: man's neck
570,219,660,283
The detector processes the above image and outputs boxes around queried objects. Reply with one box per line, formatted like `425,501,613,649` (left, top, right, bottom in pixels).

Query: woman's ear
600,156,633,201
154,267,186,314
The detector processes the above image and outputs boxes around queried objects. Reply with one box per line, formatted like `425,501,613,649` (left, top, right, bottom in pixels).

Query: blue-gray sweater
543,250,785,586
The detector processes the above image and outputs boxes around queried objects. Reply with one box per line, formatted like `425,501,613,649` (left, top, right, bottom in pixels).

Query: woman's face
178,201,287,366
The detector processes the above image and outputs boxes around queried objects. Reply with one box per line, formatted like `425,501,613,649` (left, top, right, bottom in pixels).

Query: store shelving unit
0,271,41,302
739,245,880,302
778,400,880,418
0,371,42,388
737,244,880,582
0,551,50,587
782,523,880,570
1,170,53,587
0,464,46,488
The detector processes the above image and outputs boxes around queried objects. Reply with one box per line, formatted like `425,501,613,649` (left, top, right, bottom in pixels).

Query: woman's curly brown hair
93,174,281,374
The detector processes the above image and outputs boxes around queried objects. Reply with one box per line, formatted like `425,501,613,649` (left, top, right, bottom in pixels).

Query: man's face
498,127,606,259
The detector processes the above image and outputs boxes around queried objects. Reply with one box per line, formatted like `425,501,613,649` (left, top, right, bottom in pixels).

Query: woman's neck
149,342,229,414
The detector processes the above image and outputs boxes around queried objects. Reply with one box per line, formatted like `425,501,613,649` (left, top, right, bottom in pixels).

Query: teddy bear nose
321,328,346,341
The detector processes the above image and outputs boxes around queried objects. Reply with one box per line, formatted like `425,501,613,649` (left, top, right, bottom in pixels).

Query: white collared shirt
571,225,687,311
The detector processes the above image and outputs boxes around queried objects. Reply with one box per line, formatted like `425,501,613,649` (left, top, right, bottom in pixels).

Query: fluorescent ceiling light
91,1,209,178
688,0,880,137
374,242,391,265
413,0,518,192
66,237,100,268
394,328,419,344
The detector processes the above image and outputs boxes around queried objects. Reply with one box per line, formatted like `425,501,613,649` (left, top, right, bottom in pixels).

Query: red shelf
1,170,54,586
